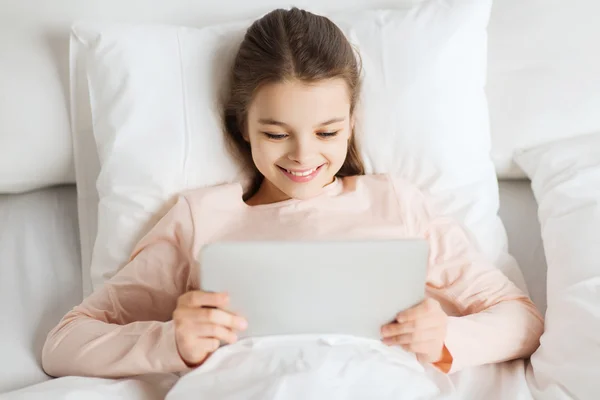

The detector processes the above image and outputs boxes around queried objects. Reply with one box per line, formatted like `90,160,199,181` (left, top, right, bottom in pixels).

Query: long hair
223,8,365,198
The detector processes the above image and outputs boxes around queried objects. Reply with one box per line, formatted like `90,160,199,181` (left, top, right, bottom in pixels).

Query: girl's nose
287,136,317,164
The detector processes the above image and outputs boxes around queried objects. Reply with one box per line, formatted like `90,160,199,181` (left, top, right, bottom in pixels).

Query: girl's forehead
248,79,351,125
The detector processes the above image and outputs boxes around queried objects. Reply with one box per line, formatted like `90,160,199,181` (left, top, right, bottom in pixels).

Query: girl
42,8,543,378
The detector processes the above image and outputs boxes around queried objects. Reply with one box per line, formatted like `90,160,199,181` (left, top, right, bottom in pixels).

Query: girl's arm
390,176,544,373
42,196,195,378
425,211,545,373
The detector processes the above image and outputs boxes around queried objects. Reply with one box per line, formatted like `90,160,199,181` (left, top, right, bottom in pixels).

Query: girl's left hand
380,298,448,363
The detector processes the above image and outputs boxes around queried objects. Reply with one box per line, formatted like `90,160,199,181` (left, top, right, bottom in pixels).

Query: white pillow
487,0,600,178
0,14,74,193
71,0,524,295
0,0,399,194
515,133,600,400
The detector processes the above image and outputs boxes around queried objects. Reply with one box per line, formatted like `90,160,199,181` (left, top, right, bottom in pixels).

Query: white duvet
516,133,600,400
4,336,534,400
167,336,452,400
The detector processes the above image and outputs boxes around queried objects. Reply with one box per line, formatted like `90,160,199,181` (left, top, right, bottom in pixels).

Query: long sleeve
424,208,544,373
390,175,544,374
42,196,196,378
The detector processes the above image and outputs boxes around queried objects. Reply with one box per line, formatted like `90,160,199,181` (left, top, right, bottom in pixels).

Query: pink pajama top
42,174,544,378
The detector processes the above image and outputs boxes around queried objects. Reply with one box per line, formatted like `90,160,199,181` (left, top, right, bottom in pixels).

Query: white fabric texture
167,336,453,400
0,0,400,194
2,360,536,400
1,374,178,400
4,0,600,191
515,133,600,400
498,181,547,315
487,0,600,178
0,182,544,398
0,8,73,193
70,0,523,296
0,187,82,394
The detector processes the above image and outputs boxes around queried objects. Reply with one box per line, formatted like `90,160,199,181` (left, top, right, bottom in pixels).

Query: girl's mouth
278,164,325,182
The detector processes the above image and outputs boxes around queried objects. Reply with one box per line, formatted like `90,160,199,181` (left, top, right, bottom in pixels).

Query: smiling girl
42,7,543,379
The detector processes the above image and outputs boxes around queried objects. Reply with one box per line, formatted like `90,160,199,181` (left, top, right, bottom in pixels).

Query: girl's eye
263,132,288,140
318,131,339,138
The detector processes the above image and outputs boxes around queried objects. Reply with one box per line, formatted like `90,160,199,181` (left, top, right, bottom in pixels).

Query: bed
2,0,599,398
0,181,547,399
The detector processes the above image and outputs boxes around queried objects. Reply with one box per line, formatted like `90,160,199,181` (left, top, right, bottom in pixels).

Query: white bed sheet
498,180,547,315
2,355,534,400
0,186,82,394
1,181,546,399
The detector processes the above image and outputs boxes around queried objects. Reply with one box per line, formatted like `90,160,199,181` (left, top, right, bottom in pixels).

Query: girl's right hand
173,290,248,367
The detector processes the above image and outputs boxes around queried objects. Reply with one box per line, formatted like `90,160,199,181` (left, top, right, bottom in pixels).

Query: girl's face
245,78,353,203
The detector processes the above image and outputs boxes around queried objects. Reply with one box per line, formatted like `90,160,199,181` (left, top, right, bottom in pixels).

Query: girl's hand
380,298,448,363
173,291,248,367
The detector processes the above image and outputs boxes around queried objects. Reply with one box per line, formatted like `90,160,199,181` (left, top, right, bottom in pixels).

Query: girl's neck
245,176,340,207
245,179,290,206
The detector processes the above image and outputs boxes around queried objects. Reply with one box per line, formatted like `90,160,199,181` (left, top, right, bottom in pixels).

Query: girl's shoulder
178,181,245,213
345,173,434,222
343,173,425,199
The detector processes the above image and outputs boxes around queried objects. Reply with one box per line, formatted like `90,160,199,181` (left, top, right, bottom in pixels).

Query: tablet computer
199,240,428,340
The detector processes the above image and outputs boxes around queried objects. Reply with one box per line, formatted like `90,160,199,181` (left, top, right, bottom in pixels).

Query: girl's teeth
287,168,316,176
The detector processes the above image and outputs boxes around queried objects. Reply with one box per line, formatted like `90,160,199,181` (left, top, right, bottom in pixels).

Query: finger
193,323,239,344
389,338,440,357
381,317,442,338
196,337,222,353
176,336,219,365
176,307,248,331
382,328,444,345
381,323,403,338
180,291,230,309
396,299,439,323
395,304,426,323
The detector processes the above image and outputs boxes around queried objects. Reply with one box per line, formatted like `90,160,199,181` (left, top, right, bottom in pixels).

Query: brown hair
223,7,364,197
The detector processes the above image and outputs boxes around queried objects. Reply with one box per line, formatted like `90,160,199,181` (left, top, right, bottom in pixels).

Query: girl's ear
350,115,356,139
